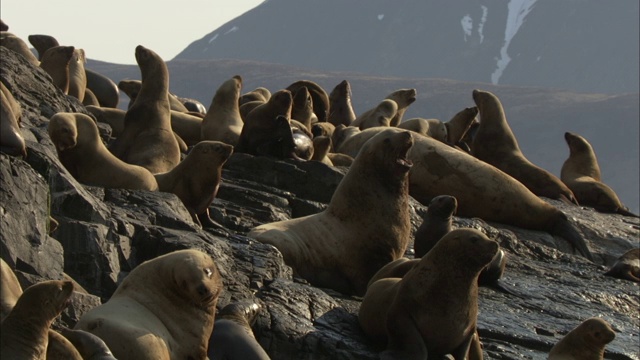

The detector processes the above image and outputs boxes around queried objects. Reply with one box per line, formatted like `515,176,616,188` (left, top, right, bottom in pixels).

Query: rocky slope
1,46,639,359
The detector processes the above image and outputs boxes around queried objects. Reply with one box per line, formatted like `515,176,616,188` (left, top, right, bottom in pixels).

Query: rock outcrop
1,46,638,359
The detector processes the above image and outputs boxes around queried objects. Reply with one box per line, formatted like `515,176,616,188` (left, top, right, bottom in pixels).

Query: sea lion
155,141,233,228
0,81,27,157
236,90,297,158
201,75,244,146
0,280,74,360
108,46,180,174
178,96,207,115
292,126,314,160
561,132,638,217
351,99,398,130
0,32,40,66
82,88,100,106
328,79,357,127
471,89,579,205
0,258,22,320
548,317,616,360
239,87,271,105
28,34,60,60
604,248,640,282
208,300,269,360
312,121,336,139
291,85,317,131
75,249,223,360
249,129,413,296
286,80,330,122
68,48,87,102
85,69,120,108
331,124,361,152
311,136,334,166
327,152,354,167
397,118,431,137
61,328,117,360
386,88,417,127
239,100,266,122
48,112,159,191
336,127,593,260
118,79,189,112
446,106,478,146
358,228,498,359
39,45,75,94
414,195,457,257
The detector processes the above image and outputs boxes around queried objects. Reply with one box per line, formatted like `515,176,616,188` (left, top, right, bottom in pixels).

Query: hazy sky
1,0,264,64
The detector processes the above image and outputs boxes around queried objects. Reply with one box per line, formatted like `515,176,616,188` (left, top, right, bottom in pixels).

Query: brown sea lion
118,79,189,112
201,75,244,146
351,99,398,130
239,87,271,106
208,300,270,360
68,48,87,102
108,46,180,174
312,121,336,139
414,195,457,257
328,79,357,127
28,34,60,60
386,88,417,127
249,129,414,296
0,258,22,320
311,136,334,166
0,32,40,65
548,317,616,360
0,81,26,157
61,328,117,360
155,141,233,228
39,45,75,94
604,248,640,282
286,80,330,122
291,85,317,131
561,132,638,217
397,118,431,137
446,106,478,146
471,89,578,205
0,280,74,360
75,249,222,360
48,112,159,191
358,228,498,359
331,124,361,154
82,88,100,106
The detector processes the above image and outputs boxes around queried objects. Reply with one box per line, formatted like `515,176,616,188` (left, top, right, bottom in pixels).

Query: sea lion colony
0,25,636,359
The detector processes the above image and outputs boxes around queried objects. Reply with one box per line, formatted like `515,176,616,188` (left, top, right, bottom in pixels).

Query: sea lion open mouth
395,132,414,171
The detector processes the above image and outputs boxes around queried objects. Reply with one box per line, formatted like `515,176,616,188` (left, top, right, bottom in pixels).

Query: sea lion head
373,99,398,127
171,250,222,309
359,129,413,180
564,132,592,155
432,229,499,270
427,195,458,218
388,88,417,107
48,113,79,151
578,317,616,345
188,140,234,166
312,122,336,138
15,280,74,320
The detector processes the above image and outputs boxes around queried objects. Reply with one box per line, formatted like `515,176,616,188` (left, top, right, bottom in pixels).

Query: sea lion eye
204,268,213,278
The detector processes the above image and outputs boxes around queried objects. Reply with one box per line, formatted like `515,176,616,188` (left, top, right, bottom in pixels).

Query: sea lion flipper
552,219,594,262
382,307,428,359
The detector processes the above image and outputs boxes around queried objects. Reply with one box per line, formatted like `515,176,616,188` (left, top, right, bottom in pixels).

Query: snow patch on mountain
491,0,538,84
461,14,473,41
224,26,239,35
208,34,219,44
478,5,488,44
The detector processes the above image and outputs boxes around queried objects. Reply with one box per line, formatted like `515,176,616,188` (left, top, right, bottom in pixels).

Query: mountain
175,0,639,95
87,58,639,214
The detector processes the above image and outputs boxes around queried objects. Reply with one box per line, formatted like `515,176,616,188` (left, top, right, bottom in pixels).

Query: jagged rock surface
1,46,638,360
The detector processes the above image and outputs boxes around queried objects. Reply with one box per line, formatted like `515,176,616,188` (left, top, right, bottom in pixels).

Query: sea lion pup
68,48,87,102
359,228,498,359
239,99,266,122
239,86,271,106
109,46,180,174
61,328,117,360
386,88,417,127
351,99,398,130
561,132,638,217
414,195,457,257
311,136,334,166
446,106,478,146
201,75,244,146
208,300,270,360
75,249,223,360
0,280,74,360
0,32,40,66
471,89,579,205
548,317,616,360
39,45,75,94
249,129,414,296
328,79,357,127
48,112,159,191
1,81,27,157
291,85,317,131
286,79,330,122
155,141,233,228
604,248,640,282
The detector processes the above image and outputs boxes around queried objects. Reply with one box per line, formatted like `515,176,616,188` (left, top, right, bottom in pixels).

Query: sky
1,0,264,64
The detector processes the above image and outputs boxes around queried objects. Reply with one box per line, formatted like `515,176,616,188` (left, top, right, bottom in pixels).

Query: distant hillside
88,57,639,214
175,0,639,95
